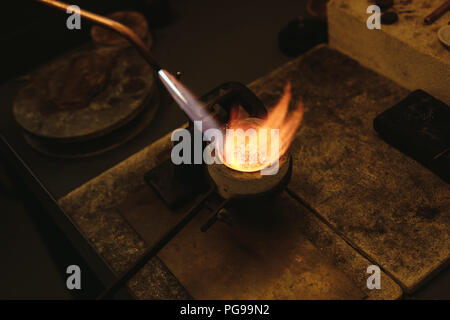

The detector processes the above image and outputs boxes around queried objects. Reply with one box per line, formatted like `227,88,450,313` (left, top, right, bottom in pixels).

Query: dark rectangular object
374,90,450,184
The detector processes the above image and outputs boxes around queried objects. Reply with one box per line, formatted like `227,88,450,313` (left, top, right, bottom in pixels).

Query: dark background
0,0,448,299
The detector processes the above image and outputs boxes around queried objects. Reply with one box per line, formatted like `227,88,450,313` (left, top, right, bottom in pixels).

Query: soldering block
328,0,450,105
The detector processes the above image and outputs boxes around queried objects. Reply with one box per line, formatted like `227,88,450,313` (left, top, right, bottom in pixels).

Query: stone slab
119,188,366,300
248,45,449,293
118,186,401,299
59,130,190,299
328,0,450,105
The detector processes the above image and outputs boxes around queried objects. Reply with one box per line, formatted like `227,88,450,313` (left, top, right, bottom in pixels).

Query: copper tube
36,0,161,70
424,0,450,25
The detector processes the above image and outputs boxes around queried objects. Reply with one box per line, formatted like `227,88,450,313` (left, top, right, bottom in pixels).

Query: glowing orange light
219,83,304,172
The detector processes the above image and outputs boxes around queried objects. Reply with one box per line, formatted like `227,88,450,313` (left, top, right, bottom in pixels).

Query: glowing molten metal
219,83,304,173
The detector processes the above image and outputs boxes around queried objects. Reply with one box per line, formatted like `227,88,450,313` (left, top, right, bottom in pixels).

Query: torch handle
35,0,162,71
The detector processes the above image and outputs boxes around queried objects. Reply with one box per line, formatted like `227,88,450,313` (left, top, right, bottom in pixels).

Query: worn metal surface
23,90,161,158
249,45,449,293
14,46,157,141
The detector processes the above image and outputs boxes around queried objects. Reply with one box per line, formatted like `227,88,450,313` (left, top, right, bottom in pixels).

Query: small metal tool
424,0,450,25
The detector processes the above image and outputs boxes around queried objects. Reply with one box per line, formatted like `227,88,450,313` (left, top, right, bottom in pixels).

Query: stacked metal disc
13,11,159,158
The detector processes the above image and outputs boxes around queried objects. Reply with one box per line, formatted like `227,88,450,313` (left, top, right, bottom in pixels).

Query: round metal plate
13,45,157,142
23,89,161,159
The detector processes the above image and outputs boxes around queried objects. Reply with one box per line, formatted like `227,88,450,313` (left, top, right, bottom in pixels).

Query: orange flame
219,83,303,172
